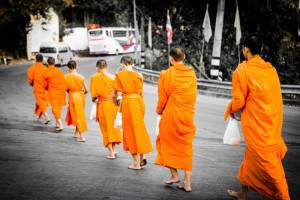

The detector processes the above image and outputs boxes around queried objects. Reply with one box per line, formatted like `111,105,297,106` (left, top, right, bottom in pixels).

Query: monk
90,59,122,159
65,60,88,142
155,48,197,192
225,34,290,200
114,56,152,170
44,57,66,131
27,54,50,123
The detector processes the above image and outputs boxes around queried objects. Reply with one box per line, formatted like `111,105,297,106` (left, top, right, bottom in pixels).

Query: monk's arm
156,73,167,115
90,77,97,102
27,70,34,86
224,71,246,120
83,80,88,94
113,75,123,105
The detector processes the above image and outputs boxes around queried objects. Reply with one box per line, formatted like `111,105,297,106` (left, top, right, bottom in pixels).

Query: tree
0,0,69,58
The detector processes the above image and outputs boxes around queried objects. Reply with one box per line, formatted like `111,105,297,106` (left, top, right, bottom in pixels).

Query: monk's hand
92,97,98,102
116,96,122,106
232,112,241,121
224,101,233,121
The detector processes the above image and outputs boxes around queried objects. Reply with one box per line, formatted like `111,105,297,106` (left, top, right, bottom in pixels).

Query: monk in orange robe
90,59,122,159
65,60,88,142
155,48,197,192
44,57,66,131
225,34,290,200
27,54,50,123
114,56,152,170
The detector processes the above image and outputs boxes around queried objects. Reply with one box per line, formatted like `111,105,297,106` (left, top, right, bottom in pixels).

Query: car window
59,47,68,53
113,30,127,38
89,30,103,37
40,47,57,53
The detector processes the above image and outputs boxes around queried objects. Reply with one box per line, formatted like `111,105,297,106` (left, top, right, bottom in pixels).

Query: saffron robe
27,62,49,117
155,63,197,171
65,73,88,133
44,65,66,119
224,55,290,200
90,71,121,146
114,70,152,154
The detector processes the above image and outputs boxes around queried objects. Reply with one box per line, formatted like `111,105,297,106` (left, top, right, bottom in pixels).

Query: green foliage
0,0,299,84
0,0,67,57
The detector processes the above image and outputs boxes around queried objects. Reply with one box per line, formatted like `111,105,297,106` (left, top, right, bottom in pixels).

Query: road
0,56,299,200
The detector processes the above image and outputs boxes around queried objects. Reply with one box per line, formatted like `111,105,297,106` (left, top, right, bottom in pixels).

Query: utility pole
211,0,225,79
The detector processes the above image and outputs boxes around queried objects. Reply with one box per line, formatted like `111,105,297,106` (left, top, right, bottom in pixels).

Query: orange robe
114,70,152,154
90,71,122,146
155,63,197,171
44,65,66,119
27,62,49,117
65,73,88,133
224,55,290,200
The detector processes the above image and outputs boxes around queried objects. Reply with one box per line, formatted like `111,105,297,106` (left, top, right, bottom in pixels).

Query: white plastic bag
114,112,122,128
155,115,161,136
89,102,97,120
223,117,241,145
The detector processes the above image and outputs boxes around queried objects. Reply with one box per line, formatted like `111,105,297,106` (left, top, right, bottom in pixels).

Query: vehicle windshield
113,30,127,38
40,47,57,53
89,30,103,37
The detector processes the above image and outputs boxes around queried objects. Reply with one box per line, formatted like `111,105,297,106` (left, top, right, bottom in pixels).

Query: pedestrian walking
27,54,50,123
114,56,153,170
225,34,290,200
90,59,122,159
65,60,88,142
155,47,197,192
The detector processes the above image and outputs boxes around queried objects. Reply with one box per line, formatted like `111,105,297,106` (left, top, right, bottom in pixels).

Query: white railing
134,67,300,105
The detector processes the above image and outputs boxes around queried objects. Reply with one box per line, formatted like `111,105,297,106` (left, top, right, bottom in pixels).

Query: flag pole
236,0,241,64
167,9,170,67
168,44,170,67
200,39,205,66
201,4,208,67
238,45,240,63
133,0,138,66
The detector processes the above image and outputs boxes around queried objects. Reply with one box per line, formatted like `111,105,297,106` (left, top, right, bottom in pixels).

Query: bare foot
227,189,246,200
77,137,86,142
128,163,142,170
177,182,192,192
106,154,116,160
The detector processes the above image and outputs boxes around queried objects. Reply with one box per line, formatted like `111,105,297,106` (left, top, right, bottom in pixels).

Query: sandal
164,179,180,185
106,155,116,160
77,138,86,142
140,159,147,167
55,127,63,132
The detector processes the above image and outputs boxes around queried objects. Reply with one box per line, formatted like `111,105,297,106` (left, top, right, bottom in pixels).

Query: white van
39,42,73,65
88,27,140,55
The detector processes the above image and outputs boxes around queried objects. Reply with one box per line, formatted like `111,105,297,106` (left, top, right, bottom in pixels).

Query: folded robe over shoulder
224,55,290,200
65,73,88,133
90,71,121,146
155,63,197,171
27,62,49,117
114,70,152,154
